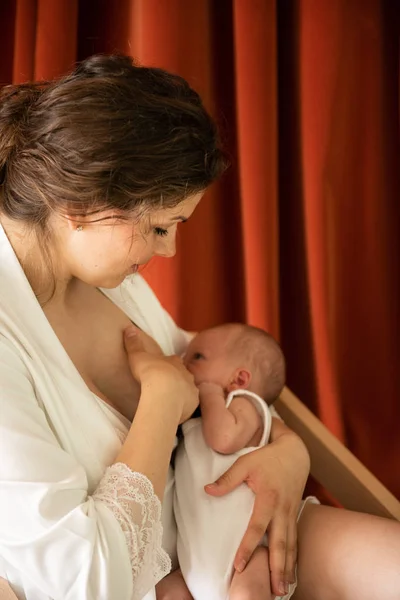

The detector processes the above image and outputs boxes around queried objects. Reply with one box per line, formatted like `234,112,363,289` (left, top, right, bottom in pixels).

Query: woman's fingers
124,325,169,357
233,492,274,573
124,325,144,349
268,515,290,597
205,457,275,573
204,457,247,497
284,516,298,585
123,326,153,378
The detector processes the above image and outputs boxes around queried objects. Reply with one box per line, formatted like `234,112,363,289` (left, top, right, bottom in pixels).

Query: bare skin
230,547,272,600
156,568,193,600
197,382,264,453
43,280,146,421
292,503,400,600
157,549,273,600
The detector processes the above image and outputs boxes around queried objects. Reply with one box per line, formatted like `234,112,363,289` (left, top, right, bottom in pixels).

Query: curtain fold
233,0,280,336
1,0,399,498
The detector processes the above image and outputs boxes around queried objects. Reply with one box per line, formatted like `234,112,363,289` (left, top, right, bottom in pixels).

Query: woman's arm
114,328,197,498
93,329,198,597
0,332,197,600
114,380,180,497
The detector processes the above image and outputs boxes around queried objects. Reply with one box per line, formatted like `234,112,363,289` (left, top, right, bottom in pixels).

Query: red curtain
1,0,399,498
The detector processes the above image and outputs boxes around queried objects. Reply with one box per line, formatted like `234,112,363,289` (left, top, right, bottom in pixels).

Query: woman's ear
226,368,252,392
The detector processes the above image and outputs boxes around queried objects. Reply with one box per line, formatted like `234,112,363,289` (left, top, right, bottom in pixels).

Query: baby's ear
226,368,252,392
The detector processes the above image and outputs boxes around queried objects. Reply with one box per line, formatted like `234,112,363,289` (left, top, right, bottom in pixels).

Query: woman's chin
81,264,140,289
91,273,129,289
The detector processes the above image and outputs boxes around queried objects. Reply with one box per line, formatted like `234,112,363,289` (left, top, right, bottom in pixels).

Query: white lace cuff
93,463,171,599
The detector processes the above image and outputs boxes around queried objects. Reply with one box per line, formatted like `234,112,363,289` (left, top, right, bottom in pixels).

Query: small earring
76,225,83,232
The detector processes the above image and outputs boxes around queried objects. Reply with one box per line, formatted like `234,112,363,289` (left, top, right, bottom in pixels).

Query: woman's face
60,192,203,288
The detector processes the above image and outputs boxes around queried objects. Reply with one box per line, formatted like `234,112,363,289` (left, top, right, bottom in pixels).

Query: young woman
0,54,399,600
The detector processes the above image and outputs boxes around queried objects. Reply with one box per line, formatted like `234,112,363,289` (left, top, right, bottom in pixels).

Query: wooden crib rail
275,387,400,521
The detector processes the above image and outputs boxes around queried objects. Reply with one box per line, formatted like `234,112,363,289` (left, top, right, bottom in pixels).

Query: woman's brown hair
0,54,228,227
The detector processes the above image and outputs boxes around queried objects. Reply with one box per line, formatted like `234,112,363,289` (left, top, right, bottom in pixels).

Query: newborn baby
156,323,286,600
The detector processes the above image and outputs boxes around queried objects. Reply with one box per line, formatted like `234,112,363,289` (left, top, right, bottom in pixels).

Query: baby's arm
198,383,262,454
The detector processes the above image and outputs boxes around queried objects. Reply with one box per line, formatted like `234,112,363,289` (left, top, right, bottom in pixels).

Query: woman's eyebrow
171,216,188,223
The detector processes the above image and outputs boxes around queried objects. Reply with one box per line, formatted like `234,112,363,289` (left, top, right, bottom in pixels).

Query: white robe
0,223,189,600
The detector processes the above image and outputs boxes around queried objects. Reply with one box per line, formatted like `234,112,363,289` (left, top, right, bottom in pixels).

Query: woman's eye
154,227,169,237
193,352,205,360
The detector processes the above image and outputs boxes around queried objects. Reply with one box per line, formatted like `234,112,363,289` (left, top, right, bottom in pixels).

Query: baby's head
184,323,286,404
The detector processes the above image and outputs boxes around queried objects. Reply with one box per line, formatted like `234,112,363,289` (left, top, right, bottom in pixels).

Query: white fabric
92,465,171,600
174,389,272,600
0,223,190,600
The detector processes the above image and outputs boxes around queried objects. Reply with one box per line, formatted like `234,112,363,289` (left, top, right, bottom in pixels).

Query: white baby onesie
174,389,271,600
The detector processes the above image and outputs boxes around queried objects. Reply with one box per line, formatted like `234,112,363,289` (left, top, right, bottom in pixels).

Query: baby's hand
198,382,224,396
155,568,193,600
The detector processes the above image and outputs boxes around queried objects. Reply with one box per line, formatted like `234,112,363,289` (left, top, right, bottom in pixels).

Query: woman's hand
124,326,199,423
204,419,310,597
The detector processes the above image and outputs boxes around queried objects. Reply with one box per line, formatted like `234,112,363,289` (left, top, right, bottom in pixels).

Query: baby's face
184,329,237,388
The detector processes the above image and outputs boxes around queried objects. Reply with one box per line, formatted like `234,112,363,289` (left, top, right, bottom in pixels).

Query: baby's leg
155,568,193,600
229,546,272,600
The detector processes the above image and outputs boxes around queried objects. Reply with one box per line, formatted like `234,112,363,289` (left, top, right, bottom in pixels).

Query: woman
0,54,399,600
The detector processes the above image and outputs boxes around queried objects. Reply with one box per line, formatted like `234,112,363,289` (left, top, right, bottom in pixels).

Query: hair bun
0,83,42,172
73,54,136,80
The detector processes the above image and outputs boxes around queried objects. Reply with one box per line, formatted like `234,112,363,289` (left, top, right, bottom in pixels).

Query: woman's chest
43,286,160,421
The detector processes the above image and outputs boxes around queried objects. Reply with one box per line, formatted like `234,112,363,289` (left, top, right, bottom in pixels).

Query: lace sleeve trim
93,463,171,599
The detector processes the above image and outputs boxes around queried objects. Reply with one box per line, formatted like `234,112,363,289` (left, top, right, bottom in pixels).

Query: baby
156,323,286,600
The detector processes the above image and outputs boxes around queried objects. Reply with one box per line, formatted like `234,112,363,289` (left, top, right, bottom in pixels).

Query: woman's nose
161,244,176,258
156,236,176,258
